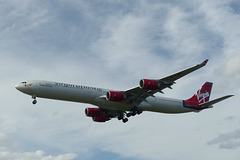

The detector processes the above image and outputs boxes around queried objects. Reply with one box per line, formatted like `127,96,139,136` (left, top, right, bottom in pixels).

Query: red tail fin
184,82,213,108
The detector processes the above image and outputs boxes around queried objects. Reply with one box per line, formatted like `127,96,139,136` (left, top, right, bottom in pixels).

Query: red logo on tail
196,90,210,103
184,82,213,108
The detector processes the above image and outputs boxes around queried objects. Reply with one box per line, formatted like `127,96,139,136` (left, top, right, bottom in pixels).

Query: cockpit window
21,82,27,84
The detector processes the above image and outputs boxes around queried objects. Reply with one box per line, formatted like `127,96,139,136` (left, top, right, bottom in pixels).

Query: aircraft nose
15,83,24,91
15,81,34,95
15,83,20,90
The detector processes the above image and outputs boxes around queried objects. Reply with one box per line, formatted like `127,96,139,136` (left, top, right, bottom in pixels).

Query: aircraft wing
159,59,208,83
124,59,209,105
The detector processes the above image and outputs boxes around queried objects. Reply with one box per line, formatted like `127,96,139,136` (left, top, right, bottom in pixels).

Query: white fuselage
15,80,194,114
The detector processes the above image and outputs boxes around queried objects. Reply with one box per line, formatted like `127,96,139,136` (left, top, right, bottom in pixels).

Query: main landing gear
32,95,37,104
126,107,143,117
118,107,143,123
118,114,128,123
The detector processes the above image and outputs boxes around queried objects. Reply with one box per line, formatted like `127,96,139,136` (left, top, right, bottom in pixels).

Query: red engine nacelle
85,108,102,117
106,91,125,101
92,114,109,122
139,79,159,90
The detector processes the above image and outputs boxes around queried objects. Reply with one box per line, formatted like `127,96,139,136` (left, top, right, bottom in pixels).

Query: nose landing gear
32,95,37,104
32,99,37,104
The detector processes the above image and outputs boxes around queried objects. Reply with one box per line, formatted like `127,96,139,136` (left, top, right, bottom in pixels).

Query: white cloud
0,132,77,160
196,0,240,89
91,2,203,82
0,133,17,152
207,129,240,149
0,150,77,160
161,7,205,58
199,0,240,56
222,55,240,83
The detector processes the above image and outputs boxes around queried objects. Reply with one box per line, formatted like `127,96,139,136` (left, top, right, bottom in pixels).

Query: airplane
15,59,233,123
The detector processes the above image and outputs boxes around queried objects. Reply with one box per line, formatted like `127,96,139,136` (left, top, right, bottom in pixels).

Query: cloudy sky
0,0,240,159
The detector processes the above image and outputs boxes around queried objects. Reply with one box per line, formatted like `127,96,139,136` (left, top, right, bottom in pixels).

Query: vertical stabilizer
184,82,213,109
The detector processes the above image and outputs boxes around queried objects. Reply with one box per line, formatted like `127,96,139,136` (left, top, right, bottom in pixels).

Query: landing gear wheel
137,109,143,115
131,111,136,116
126,113,132,117
32,99,37,104
118,115,123,120
32,95,37,105
122,118,128,123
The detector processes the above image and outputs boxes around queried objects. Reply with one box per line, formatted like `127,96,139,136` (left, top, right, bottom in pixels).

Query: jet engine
92,114,109,122
139,79,159,90
106,91,125,101
85,108,109,122
85,108,102,117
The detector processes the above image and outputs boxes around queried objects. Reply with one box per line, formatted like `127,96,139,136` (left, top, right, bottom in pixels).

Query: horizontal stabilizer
199,95,234,108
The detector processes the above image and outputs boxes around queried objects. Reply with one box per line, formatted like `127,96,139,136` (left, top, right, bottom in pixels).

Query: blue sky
0,0,240,160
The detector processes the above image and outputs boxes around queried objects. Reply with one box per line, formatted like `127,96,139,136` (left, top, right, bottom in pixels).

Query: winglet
201,59,208,66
